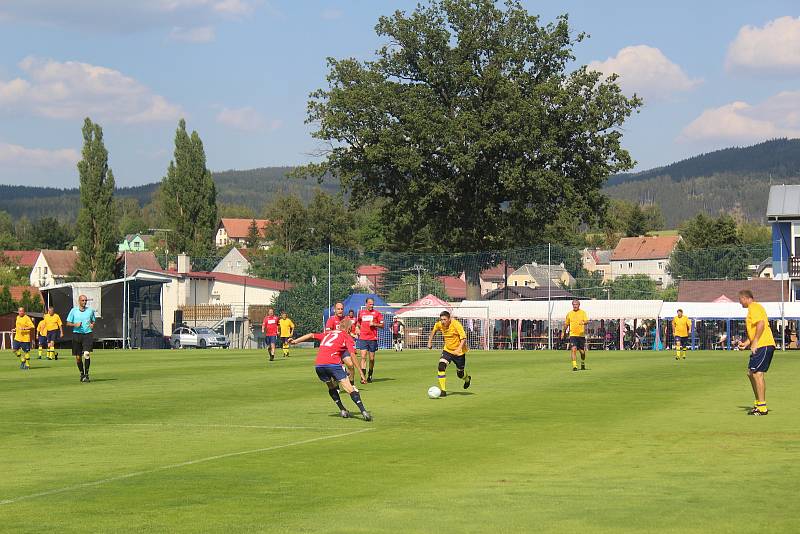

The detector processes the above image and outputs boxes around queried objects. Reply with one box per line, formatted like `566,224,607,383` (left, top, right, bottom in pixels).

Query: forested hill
0,167,340,221
605,139,800,227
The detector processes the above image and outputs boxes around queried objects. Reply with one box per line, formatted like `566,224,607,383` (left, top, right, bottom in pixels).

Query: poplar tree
161,119,218,259
74,118,118,281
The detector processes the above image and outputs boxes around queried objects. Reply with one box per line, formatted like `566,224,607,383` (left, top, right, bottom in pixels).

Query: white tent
455,300,662,321
660,302,800,320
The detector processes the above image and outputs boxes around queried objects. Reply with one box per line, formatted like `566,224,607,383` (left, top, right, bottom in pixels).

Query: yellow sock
437,372,446,392
23,354,30,367
38,347,43,357
572,360,578,369
756,402,768,412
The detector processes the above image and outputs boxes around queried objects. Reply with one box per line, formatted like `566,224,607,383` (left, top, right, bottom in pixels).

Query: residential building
134,253,289,339
1,250,40,270
356,265,388,292
115,251,162,278
506,263,576,289
581,248,613,282
677,280,787,302
30,249,78,288
215,218,270,248
437,275,467,301
610,235,681,286
479,262,512,295
118,234,153,252
213,248,257,276
767,185,800,301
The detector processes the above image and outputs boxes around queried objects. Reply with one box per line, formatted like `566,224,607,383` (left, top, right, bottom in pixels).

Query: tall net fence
162,239,790,350
372,305,491,351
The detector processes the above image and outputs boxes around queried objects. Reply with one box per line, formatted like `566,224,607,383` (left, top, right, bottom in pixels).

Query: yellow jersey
746,302,775,347
37,320,48,337
14,315,35,342
42,313,62,332
279,318,295,337
432,318,468,356
672,316,691,337
566,309,588,337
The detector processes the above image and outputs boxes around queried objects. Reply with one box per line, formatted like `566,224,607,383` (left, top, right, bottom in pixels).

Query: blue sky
0,1,798,188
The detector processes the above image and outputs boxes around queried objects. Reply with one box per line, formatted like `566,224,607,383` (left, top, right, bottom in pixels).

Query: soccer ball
427,386,441,399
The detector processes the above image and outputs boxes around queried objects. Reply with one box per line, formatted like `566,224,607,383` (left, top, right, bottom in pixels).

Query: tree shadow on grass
89,378,118,382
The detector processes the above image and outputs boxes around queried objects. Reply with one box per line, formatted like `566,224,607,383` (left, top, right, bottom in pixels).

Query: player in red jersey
289,318,371,421
326,302,359,383
356,298,384,383
262,308,279,361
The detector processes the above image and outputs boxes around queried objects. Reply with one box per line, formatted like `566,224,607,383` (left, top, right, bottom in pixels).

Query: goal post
367,304,491,351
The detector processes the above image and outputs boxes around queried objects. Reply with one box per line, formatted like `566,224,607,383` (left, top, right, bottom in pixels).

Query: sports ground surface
3,348,800,533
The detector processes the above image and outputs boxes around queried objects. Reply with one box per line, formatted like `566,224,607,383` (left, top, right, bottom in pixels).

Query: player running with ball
289,318,372,421
427,311,471,397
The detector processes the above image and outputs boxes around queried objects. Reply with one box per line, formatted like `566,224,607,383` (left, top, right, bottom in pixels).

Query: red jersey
325,315,344,331
263,315,279,336
357,309,383,340
313,331,356,366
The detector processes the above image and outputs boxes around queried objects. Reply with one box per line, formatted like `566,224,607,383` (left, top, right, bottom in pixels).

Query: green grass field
2,347,800,533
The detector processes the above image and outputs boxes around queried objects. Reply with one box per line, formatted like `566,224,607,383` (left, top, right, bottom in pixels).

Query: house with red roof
356,265,388,292
610,236,681,286
30,249,79,288
215,218,271,249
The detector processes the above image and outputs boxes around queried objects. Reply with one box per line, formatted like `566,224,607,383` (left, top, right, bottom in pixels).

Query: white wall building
609,236,681,286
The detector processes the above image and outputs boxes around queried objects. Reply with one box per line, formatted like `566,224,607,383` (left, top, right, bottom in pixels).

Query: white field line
3,421,321,431
0,428,373,506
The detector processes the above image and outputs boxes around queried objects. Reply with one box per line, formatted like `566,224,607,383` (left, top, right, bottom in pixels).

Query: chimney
167,261,177,271
177,253,191,274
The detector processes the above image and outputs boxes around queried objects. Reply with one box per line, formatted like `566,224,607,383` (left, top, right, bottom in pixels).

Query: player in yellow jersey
563,299,589,371
279,311,295,358
672,309,692,360
42,306,63,360
737,289,776,416
12,307,35,370
36,319,48,359
427,311,471,397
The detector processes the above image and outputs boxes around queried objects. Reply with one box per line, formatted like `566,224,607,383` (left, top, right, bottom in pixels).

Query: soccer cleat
439,390,447,397
463,375,471,389
361,411,372,422
54,353,58,360
580,364,586,370
748,408,768,416
340,409,351,419
81,375,90,383
367,375,373,383
572,367,578,372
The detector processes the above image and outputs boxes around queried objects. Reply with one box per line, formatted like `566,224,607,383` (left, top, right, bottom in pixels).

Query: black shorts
440,351,466,370
281,337,291,347
72,332,94,356
393,333,401,341
675,336,689,347
569,336,586,350
46,330,60,342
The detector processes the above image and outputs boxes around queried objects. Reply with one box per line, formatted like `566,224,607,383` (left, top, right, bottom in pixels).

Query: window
628,262,633,269
658,262,664,270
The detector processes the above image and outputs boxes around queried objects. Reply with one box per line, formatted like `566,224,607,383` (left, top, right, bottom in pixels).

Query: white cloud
321,8,343,21
726,16,800,75
588,45,701,101
0,56,182,124
169,25,215,43
216,106,266,131
0,142,80,169
0,0,260,32
680,91,800,143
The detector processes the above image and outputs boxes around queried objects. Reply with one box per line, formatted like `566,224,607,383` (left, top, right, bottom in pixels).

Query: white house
213,248,256,276
506,263,576,288
134,254,288,338
215,218,270,248
581,248,613,282
610,236,681,286
30,249,78,288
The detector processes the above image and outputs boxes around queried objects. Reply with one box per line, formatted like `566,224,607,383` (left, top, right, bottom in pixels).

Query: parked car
170,326,230,349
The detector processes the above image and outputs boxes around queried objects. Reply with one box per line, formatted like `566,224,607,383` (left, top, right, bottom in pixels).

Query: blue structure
767,185,800,300
322,293,394,349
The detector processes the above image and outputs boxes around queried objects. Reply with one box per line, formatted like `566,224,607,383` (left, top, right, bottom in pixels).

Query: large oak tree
302,0,641,298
